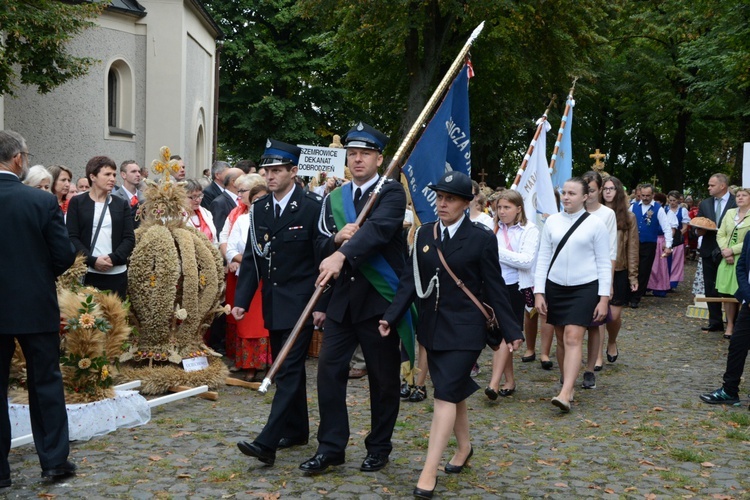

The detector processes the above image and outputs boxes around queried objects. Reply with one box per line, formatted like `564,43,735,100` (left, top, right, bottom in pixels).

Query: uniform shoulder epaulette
383,177,394,183
305,191,323,202
472,221,492,232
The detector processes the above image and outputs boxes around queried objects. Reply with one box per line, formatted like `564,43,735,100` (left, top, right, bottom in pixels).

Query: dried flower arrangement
118,146,228,393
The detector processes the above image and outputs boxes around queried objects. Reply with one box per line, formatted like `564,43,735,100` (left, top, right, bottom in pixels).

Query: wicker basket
308,329,323,358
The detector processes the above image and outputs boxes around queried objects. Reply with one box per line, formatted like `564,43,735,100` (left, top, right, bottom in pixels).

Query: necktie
353,187,362,206
130,195,138,207
715,198,722,224
442,228,450,249
275,203,281,220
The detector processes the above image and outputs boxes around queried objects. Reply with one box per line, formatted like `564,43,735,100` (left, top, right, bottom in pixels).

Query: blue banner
403,64,473,223
550,97,574,192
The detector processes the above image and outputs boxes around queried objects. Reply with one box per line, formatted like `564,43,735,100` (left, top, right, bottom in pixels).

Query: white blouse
588,204,618,261
496,221,539,289
534,208,612,295
225,213,249,276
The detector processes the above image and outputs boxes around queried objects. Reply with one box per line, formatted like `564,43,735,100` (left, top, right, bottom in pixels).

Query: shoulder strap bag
546,211,590,279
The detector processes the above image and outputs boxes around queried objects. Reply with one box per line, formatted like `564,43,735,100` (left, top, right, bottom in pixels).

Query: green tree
204,0,352,161
0,0,103,95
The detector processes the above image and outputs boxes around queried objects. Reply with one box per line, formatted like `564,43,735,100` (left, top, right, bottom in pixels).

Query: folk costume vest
634,202,662,243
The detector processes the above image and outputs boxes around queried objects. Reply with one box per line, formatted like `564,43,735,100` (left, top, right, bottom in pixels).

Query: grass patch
668,448,709,463
660,470,689,486
725,429,750,441
725,412,750,426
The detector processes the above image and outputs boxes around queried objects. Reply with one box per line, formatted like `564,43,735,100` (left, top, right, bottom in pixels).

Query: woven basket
308,329,323,358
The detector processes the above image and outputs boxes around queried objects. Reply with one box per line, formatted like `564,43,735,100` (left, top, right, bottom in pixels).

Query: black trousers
632,242,656,303
722,303,750,397
701,255,724,329
1,332,70,477
316,312,401,457
255,326,313,450
84,271,128,300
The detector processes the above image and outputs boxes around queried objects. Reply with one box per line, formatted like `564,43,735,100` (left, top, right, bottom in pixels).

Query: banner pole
548,78,578,178
511,95,556,190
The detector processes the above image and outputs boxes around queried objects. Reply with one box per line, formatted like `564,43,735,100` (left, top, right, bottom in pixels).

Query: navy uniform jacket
0,174,76,333
383,217,523,351
318,178,406,323
234,186,328,331
735,231,750,303
66,193,135,269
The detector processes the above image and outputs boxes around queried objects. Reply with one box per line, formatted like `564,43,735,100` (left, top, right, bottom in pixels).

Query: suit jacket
66,193,135,268
0,173,76,334
234,186,327,330
697,193,736,257
209,190,237,236
111,185,144,229
201,181,223,209
318,178,407,323
735,231,750,303
383,218,524,351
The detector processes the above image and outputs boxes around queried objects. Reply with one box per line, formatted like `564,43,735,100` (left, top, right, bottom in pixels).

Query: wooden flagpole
257,22,487,394
547,78,578,176
510,95,556,190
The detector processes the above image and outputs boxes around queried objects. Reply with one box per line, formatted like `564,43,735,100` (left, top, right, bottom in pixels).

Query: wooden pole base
225,377,261,390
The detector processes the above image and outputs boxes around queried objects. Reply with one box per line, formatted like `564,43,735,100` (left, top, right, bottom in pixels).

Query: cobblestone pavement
4,261,750,499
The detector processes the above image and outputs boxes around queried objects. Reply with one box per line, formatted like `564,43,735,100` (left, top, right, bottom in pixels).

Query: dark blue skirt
545,279,599,327
426,348,482,403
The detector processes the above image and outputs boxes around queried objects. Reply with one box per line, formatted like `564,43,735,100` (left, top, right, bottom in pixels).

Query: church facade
0,0,222,179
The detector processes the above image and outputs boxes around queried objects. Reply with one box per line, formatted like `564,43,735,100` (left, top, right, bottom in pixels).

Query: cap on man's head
260,139,301,167
427,171,474,201
343,122,389,152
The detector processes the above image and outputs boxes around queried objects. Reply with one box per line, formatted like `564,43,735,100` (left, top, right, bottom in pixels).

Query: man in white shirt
112,160,144,227
629,183,673,308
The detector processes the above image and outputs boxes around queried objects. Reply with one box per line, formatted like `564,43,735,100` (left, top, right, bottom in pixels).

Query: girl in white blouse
534,178,612,413
485,190,539,400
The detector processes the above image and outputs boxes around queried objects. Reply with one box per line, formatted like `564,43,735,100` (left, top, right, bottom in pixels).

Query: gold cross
151,146,180,181
589,149,606,171
478,168,488,183
650,174,659,187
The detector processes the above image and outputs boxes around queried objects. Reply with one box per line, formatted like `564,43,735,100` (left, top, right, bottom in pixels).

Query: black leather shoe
237,441,276,465
445,446,473,473
41,461,76,479
299,453,345,473
400,381,412,399
277,437,308,449
521,353,536,362
607,347,619,363
701,325,724,332
484,386,499,401
408,385,426,402
629,301,639,309
360,453,389,472
540,359,553,370
498,386,516,397
0,476,11,488
413,477,438,498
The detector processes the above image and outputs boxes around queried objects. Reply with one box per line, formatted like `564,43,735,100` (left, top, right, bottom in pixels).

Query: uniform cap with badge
427,171,474,200
343,122,389,152
260,139,302,167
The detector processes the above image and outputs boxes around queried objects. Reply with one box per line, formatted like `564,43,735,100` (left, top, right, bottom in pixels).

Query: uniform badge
290,200,298,209
264,234,269,242
423,245,430,253
266,139,272,148
445,174,453,183
264,202,270,210
357,122,364,131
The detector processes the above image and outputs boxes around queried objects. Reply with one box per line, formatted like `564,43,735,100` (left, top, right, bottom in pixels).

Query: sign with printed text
296,145,346,178
182,356,209,372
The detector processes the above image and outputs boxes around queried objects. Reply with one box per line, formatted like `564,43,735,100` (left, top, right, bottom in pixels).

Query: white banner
296,145,346,178
515,120,557,226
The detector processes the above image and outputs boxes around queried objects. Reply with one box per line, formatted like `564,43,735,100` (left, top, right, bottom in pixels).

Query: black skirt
610,270,631,306
426,348,482,404
545,279,599,327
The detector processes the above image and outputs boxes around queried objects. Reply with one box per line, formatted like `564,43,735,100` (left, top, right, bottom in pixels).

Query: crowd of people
5,122,750,498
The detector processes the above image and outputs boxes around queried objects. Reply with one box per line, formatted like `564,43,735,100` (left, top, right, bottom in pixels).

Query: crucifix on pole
477,168,488,183
589,149,606,171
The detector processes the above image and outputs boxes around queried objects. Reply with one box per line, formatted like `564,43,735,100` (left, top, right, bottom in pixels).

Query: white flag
514,120,557,226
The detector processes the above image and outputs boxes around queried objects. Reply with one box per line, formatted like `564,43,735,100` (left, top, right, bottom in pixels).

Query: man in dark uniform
232,139,327,466
0,131,77,487
300,122,406,474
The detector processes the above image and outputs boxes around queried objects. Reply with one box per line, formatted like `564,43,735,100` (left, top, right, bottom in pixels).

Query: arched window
195,124,206,173
106,59,134,138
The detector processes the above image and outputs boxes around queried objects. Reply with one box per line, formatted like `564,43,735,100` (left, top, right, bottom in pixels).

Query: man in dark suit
208,167,243,236
700,231,750,406
696,174,736,331
201,160,230,209
232,139,327,466
300,122,405,474
0,131,77,488
112,160,144,228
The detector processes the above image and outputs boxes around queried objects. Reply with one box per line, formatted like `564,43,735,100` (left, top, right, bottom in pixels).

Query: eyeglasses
188,194,204,201
19,151,33,159
602,187,616,192
237,189,249,194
